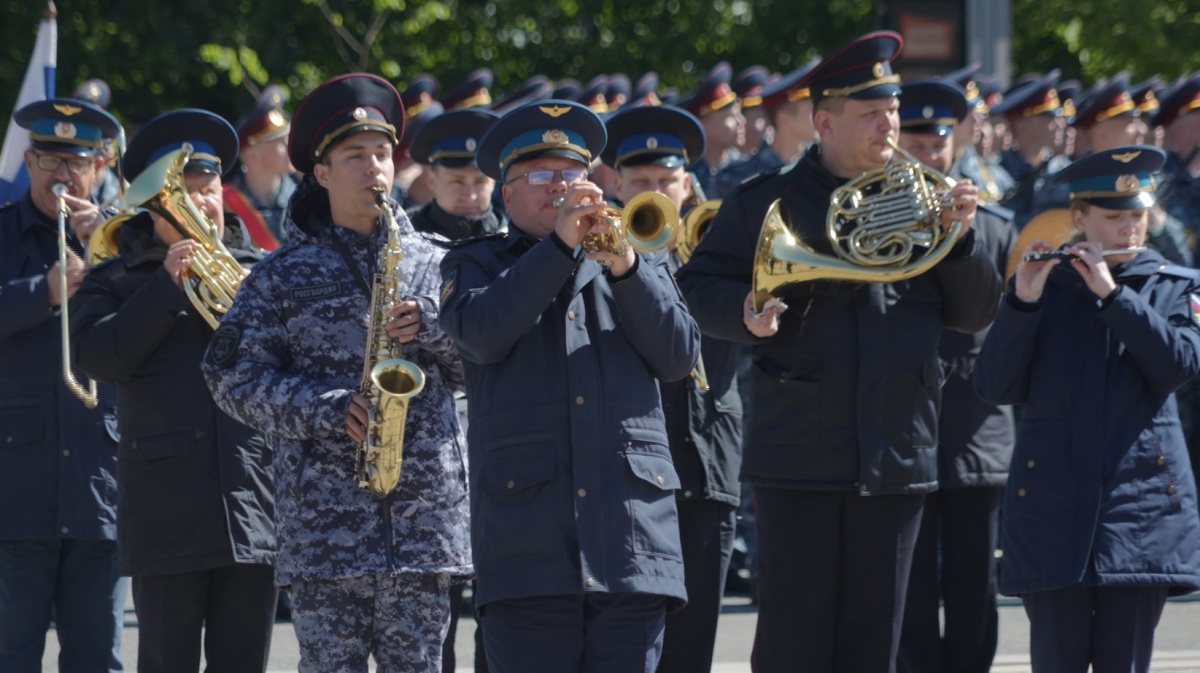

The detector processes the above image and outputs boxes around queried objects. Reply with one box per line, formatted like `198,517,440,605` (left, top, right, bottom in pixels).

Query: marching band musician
69,109,276,673
438,100,700,673
893,80,1016,673
993,73,1072,229
0,98,126,673
677,32,1001,672
679,63,747,198
603,103,745,673
974,146,1200,673
202,74,470,672
224,85,299,251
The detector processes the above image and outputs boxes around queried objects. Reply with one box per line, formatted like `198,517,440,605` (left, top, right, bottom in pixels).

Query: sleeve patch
206,322,244,369
1191,294,1200,326
440,266,459,305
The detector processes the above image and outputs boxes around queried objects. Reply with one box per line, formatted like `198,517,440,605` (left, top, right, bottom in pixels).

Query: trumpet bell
678,199,722,264
581,191,680,255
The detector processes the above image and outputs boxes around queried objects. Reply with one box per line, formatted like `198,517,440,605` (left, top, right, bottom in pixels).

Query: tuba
355,189,427,497
752,137,961,311
53,185,98,408
122,147,245,328
579,191,679,255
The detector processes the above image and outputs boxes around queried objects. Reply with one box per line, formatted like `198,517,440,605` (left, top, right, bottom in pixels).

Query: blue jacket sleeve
202,264,353,441
439,236,578,365
70,266,192,383
0,273,53,340
973,291,1044,406
1099,284,1200,395
610,252,700,382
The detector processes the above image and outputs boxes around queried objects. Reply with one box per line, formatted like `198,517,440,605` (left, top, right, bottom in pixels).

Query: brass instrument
752,137,962,311
122,147,244,328
677,199,722,265
355,189,427,497
54,184,98,408
86,211,125,264
579,191,679,255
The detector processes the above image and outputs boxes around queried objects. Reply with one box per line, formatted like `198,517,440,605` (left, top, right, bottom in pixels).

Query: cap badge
543,129,569,144
465,138,477,151
86,83,101,98
1111,150,1141,164
922,106,934,119
873,62,885,79
53,103,83,117
269,91,283,106
646,136,659,149
267,110,285,127
539,105,571,118
1116,174,1142,191
54,122,77,139
352,107,368,120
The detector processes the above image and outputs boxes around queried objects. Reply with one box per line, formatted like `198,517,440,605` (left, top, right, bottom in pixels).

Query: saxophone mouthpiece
372,186,388,207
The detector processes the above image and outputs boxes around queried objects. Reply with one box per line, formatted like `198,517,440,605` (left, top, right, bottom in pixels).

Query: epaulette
1156,263,1200,281
0,200,17,212
415,229,454,249
979,202,1015,222
452,231,508,248
737,165,783,192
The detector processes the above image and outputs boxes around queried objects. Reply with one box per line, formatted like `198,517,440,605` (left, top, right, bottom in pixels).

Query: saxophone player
69,110,276,673
203,74,470,673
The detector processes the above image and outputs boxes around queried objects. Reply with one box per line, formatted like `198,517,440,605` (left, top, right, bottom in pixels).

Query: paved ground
43,591,1200,672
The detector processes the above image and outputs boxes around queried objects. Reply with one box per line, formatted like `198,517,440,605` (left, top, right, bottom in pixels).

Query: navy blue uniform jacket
0,195,118,542
676,145,1002,494
974,251,1200,595
439,229,700,608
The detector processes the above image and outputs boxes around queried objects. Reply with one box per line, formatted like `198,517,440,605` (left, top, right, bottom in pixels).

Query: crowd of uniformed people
4,25,1200,673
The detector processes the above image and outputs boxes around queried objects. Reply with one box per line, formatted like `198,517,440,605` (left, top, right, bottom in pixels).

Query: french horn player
202,74,470,672
675,31,1002,673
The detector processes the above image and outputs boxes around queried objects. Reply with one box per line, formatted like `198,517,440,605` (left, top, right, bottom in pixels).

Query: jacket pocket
124,430,201,461
0,414,43,450
625,443,683,560
911,358,945,450
477,450,558,560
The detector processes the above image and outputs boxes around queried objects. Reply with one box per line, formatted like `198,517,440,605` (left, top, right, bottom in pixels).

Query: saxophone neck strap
328,231,373,297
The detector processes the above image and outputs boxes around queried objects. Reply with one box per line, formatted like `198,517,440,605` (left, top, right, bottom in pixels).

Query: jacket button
1018,488,1027,497
63,450,70,457
1168,485,1177,495
1158,456,1167,466
683,490,693,497
575,396,584,405
568,311,576,320
586,577,596,587
5,436,11,444
1026,460,1035,468
506,480,515,489
61,526,69,535
577,488,587,498
657,475,665,485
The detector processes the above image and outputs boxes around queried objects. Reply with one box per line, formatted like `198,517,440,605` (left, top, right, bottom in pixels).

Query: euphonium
355,189,427,497
122,147,244,328
53,184,98,408
579,191,679,255
751,137,961,311
677,199,722,265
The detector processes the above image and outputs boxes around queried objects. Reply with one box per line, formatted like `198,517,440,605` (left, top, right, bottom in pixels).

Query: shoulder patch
206,322,244,369
1191,294,1200,327
440,266,459,305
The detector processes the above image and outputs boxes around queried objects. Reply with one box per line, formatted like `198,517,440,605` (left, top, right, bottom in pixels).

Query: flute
1022,247,1147,263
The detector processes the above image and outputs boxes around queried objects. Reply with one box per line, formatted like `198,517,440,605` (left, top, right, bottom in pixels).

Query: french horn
752,137,962,311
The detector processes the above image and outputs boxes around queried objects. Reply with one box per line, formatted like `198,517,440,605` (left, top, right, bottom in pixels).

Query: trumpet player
893,80,1016,673
677,32,1000,673
69,110,277,673
1,98,126,673
439,100,700,673
604,103,745,673
203,74,470,673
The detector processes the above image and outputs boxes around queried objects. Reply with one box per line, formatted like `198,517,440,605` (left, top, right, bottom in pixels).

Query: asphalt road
43,591,1200,672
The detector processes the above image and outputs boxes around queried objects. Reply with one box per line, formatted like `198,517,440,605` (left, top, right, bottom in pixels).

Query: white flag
0,3,58,205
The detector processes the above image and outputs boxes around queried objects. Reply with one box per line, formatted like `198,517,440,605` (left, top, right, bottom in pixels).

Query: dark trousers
480,593,667,673
0,539,125,673
442,581,489,673
131,563,277,673
898,486,1002,673
750,487,925,673
1022,584,1168,673
658,499,737,673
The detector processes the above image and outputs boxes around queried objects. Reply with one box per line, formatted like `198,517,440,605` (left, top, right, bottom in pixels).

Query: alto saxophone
355,189,427,497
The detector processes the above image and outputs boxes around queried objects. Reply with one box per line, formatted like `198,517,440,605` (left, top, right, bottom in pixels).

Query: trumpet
54,184,98,408
558,191,679,255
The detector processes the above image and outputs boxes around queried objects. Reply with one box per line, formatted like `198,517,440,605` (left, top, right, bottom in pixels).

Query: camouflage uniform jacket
202,200,471,586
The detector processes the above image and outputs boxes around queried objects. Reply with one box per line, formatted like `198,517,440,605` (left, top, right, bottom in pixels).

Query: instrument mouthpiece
53,184,68,197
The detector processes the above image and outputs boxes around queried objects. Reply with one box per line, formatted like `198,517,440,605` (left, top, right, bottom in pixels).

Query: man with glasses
439,100,700,673
0,98,126,672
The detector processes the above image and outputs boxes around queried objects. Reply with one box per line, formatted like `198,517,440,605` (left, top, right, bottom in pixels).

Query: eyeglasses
34,153,93,176
505,168,588,186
